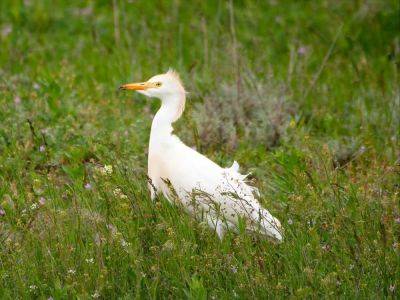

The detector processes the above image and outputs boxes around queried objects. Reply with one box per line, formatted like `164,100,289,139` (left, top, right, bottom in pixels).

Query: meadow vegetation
0,0,399,298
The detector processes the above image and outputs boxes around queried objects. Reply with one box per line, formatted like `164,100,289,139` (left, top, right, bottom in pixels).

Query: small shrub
188,76,296,151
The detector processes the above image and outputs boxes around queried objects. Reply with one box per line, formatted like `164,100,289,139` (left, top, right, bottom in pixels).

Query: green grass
0,0,399,298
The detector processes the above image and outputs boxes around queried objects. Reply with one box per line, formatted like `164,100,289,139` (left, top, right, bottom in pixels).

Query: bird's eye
155,82,162,87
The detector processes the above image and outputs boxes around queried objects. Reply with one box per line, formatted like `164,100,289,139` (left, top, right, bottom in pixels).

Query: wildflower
67,269,76,275
100,165,113,175
120,239,131,248
113,188,121,196
230,265,238,273
113,188,128,199
389,285,395,292
33,83,40,90
29,285,37,291
30,203,38,210
395,217,400,224
297,46,307,55
289,119,296,128
393,242,398,250
105,165,113,173
39,197,46,206
85,258,94,264
39,145,46,152
92,291,100,299
287,218,293,225
0,208,5,217
14,95,21,105
321,244,331,252
1,24,12,38
84,183,92,190
358,145,366,154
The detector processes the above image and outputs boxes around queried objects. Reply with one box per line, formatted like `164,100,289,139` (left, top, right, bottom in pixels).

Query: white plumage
120,69,283,241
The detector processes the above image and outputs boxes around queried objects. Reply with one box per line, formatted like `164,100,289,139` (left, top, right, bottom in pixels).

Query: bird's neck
150,92,185,142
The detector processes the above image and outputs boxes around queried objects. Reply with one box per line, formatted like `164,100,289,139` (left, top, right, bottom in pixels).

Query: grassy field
0,0,399,298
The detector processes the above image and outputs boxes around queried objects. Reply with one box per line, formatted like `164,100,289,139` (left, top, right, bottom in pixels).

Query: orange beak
119,81,156,91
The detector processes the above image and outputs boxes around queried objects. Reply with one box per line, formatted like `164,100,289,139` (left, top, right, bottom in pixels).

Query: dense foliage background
0,0,399,298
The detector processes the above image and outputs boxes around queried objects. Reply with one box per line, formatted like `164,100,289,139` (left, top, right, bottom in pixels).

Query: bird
120,69,283,242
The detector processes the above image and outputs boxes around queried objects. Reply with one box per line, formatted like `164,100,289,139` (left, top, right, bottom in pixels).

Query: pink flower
39,145,46,152
84,183,92,190
39,197,46,206
0,208,5,217
297,46,307,55
1,25,12,38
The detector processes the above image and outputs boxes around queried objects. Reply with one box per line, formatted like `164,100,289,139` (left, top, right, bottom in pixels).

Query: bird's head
120,69,185,99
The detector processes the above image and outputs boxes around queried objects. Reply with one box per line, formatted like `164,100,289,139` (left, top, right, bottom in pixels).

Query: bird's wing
156,138,282,240
198,156,282,240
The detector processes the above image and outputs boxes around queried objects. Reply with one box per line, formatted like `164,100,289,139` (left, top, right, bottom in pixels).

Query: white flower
120,239,131,252
84,183,92,190
39,145,46,152
389,285,395,292
113,188,121,196
67,269,76,275
92,291,100,299
287,219,293,225
85,258,94,264
113,188,128,199
29,285,37,291
393,242,398,250
30,203,38,210
101,165,113,175
230,265,238,273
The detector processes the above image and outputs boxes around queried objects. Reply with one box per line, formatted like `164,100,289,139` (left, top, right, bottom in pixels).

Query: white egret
120,69,283,242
